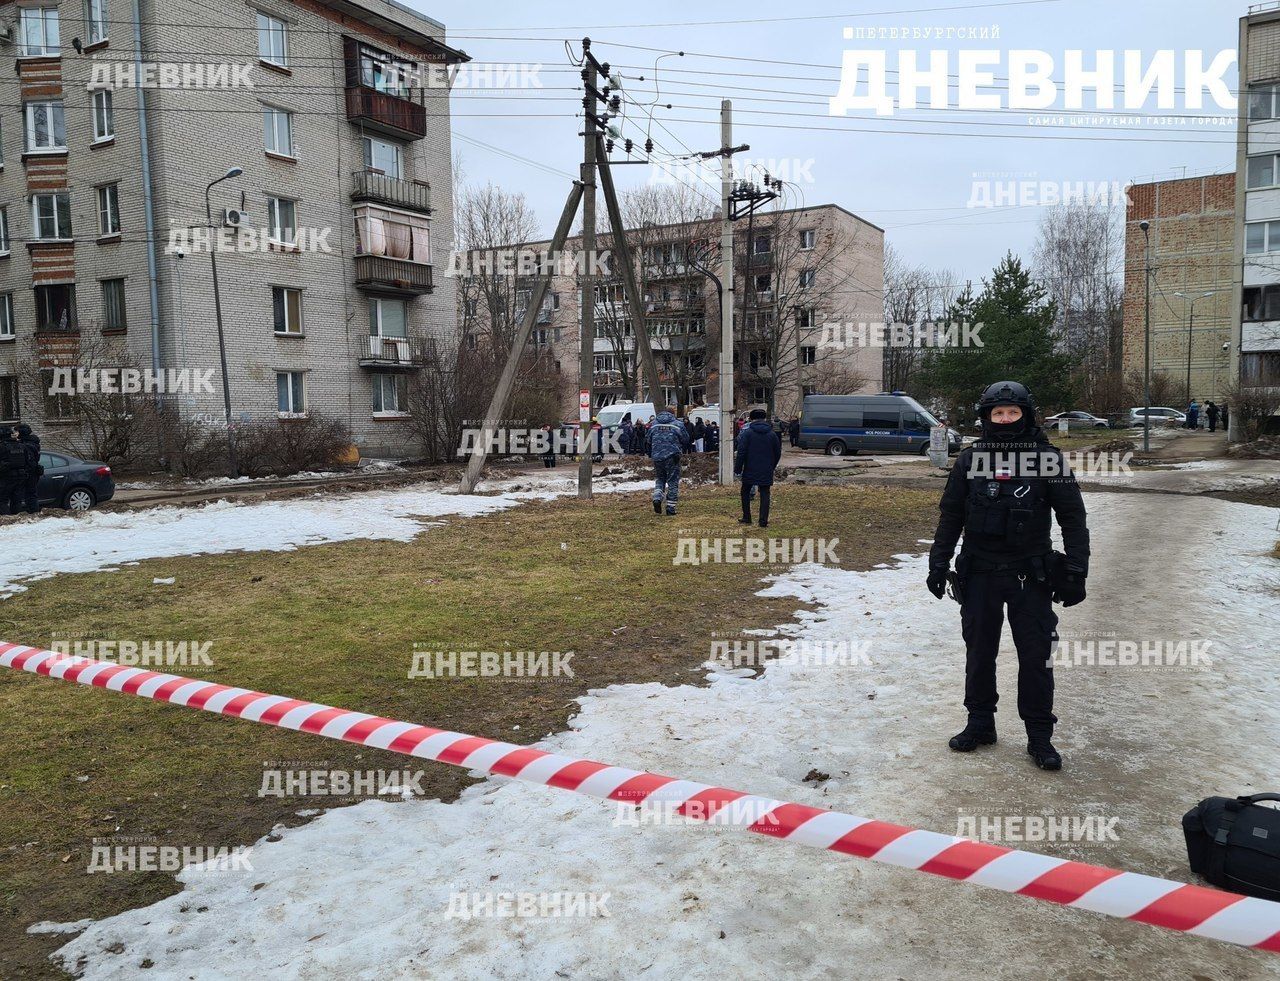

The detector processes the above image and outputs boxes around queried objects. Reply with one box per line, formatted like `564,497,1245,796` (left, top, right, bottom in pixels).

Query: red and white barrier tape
3,641,1278,953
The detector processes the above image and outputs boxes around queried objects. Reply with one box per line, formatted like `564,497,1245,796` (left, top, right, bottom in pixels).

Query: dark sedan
36,449,115,512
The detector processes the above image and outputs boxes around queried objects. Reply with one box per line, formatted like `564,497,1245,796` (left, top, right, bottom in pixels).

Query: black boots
948,718,997,752
1026,740,1062,770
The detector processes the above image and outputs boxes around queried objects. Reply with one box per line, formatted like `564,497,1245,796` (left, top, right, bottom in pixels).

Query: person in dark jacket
0,426,30,516
17,424,41,513
787,417,800,448
541,425,557,469
735,409,783,527
1205,401,1219,433
630,420,647,455
926,381,1089,772
693,418,706,453
646,406,690,515
618,416,634,459
1221,402,1229,431
705,421,720,454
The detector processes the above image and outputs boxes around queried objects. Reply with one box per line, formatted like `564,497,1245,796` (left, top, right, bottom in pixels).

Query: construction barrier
3,640,1278,954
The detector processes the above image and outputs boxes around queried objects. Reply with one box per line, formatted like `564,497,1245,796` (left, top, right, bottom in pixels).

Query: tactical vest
960,452,1053,563
0,440,28,478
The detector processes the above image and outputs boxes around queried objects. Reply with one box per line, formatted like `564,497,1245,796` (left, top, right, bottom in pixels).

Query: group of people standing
1186,400,1227,433
617,414,720,457
0,424,42,515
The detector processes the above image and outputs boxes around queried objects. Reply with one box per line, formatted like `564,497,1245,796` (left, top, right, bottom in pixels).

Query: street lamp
1173,290,1216,407
205,166,243,477
1139,220,1152,452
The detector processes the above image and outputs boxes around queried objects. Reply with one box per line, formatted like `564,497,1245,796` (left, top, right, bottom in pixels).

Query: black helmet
976,380,1035,418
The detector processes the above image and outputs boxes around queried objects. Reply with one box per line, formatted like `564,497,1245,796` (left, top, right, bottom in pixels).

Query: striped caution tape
2,641,1278,953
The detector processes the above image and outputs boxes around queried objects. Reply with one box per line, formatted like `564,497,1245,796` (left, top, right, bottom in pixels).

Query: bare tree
882,242,959,395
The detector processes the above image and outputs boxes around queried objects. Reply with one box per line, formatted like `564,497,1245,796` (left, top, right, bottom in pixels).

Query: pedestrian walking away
1186,399,1200,430
736,409,782,527
646,406,690,515
926,381,1090,772
788,417,800,448
17,424,41,513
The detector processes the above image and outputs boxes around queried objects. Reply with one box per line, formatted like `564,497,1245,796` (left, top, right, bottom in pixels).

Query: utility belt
947,550,1058,605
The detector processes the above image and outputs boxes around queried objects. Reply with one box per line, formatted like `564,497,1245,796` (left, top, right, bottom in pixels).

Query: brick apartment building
1122,173,1235,403
460,203,884,421
0,0,465,459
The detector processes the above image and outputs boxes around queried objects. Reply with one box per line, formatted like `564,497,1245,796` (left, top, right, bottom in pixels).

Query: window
362,136,402,178
42,369,77,420
0,208,9,255
92,89,114,141
32,192,72,240
1245,220,1280,255
800,345,816,365
86,0,109,44
863,409,901,430
372,374,408,415
267,196,297,246
354,204,430,264
799,268,815,288
1249,83,1280,122
0,294,12,340
798,307,817,330
751,385,770,403
1248,154,1280,190
97,184,121,236
800,228,816,250
369,297,407,337
101,279,126,331
257,12,288,66
276,371,305,415
0,376,17,422
35,284,77,332
272,286,302,334
749,348,771,372
752,234,771,255
19,7,60,57
25,101,66,151
1243,285,1280,322
357,42,413,98
263,107,293,156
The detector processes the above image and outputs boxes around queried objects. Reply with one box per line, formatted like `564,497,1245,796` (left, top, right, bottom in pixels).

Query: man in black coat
0,427,29,516
17,424,42,513
926,381,1089,772
735,408,783,527
787,417,800,447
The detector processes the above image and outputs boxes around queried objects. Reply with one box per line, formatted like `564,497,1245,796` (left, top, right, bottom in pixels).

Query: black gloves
1052,564,1087,607
927,564,948,600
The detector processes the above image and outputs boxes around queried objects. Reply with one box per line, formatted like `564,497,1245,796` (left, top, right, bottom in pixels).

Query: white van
596,402,657,429
688,404,720,426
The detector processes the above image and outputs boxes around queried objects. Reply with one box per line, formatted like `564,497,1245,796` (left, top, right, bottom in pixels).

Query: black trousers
23,474,40,513
741,481,770,524
959,569,1058,733
0,477,22,515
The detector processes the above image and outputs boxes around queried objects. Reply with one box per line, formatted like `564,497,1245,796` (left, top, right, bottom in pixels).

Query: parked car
1044,410,1110,430
36,450,115,512
1127,406,1187,428
798,393,961,456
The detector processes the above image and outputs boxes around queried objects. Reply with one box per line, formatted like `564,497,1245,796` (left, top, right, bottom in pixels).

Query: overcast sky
410,0,1242,285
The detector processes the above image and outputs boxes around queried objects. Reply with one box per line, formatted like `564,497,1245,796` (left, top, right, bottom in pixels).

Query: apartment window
1249,83,1280,123
32,192,72,240
1247,154,1280,190
799,268,815,288
0,294,13,340
19,7,60,57
101,279,127,331
92,89,115,141
358,43,413,98
754,273,771,294
97,184,121,236
354,204,430,264
798,307,817,330
751,385,770,403
463,297,478,318
800,228,816,250
753,234,771,255
1245,220,1280,255
372,374,408,415
362,136,402,178
276,371,305,415
25,101,67,152
86,0,109,44
257,12,288,67
800,344,816,365
272,286,303,334
263,107,293,156
369,297,407,337
267,196,297,246
1243,285,1280,322
35,284,76,332
0,208,9,255
0,376,17,422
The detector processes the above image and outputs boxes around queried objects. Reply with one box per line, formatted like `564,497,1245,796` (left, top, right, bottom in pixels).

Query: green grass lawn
0,481,937,978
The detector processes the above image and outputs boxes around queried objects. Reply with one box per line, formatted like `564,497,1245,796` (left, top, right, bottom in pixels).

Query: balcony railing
352,171,431,214
344,86,426,141
358,334,436,370
353,254,434,295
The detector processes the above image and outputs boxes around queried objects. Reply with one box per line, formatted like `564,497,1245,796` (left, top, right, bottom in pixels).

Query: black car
36,449,115,512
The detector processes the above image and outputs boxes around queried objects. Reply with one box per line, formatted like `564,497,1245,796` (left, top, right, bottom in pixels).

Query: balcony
344,86,426,141
353,254,433,296
352,171,431,214
358,334,436,371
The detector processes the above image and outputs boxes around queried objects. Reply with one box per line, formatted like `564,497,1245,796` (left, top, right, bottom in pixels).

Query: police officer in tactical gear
926,381,1089,771
0,426,30,515
16,424,42,513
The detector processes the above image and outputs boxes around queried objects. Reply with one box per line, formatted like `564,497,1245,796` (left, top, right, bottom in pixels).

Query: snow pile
41,494,1280,979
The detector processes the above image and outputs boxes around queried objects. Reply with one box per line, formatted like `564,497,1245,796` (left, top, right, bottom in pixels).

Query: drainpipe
131,0,162,379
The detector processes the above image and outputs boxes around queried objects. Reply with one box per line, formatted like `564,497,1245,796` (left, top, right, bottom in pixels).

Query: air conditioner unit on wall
223,208,245,228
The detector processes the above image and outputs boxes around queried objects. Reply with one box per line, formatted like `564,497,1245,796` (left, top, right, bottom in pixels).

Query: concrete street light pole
206,166,244,478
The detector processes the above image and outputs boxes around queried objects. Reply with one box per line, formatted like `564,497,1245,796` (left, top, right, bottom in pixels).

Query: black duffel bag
1183,793,1280,901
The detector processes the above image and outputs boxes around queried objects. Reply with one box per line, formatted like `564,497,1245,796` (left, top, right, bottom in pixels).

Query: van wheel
826,439,848,456
64,487,96,512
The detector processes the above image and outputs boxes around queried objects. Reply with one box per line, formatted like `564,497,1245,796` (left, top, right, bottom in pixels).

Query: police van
798,393,960,456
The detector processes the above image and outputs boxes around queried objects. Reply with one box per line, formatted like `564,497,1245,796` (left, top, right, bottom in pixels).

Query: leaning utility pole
719,101,736,486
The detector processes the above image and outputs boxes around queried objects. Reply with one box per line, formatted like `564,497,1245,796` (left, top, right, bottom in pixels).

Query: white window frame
798,307,817,330
93,89,115,142
86,0,109,44
0,208,10,255
276,370,306,416
272,285,303,335
372,373,409,417
354,204,430,265
97,184,121,237
1247,153,1280,190
19,7,60,57
25,101,67,152
32,192,72,240
369,297,408,338
800,344,816,365
362,135,402,178
1245,220,1280,255
257,12,289,67
1249,83,1280,123
263,107,293,157
798,268,816,288
267,196,297,246
799,228,816,250
0,294,13,340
